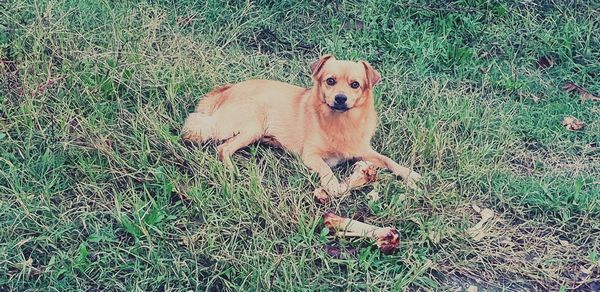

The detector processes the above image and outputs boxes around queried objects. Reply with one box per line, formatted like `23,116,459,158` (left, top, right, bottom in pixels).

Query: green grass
1,0,599,290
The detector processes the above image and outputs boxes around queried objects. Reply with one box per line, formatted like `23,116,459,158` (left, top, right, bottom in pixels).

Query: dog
182,54,421,195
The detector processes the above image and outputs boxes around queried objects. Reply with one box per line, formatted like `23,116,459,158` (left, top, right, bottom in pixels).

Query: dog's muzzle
330,94,349,112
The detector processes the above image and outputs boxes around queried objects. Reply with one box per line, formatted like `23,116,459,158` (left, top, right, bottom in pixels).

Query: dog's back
182,79,307,146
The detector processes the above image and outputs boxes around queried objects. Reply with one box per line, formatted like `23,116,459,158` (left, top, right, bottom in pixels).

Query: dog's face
310,55,381,112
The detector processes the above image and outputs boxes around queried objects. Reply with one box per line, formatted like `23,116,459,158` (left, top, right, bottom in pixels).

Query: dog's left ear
310,54,334,77
360,61,381,88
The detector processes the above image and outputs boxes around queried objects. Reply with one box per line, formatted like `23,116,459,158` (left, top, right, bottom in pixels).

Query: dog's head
310,54,381,113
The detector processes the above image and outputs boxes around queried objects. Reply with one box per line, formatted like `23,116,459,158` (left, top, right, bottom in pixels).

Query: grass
1,0,599,290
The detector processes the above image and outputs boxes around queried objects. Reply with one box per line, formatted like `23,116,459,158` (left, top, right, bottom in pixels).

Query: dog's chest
322,141,363,167
321,130,372,159
314,107,378,160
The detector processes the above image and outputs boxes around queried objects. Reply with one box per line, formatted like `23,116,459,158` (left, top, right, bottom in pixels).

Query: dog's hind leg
182,113,216,143
216,129,262,169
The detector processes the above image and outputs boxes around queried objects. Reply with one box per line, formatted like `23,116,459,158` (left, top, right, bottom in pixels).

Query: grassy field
1,0,599,290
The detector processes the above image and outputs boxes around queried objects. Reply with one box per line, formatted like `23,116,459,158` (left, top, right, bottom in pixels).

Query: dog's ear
360,61,381,88
310,54,334,77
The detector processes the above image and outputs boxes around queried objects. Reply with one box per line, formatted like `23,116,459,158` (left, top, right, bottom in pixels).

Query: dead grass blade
562,116,586,131
563,81,600,101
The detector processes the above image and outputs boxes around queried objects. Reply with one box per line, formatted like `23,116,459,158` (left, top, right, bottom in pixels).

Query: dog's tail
195,84,233,114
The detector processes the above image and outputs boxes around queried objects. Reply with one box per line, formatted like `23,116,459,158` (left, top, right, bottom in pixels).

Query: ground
1,0,599,290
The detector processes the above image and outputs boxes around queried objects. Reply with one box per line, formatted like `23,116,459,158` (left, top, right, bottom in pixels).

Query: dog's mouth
328,104,350,113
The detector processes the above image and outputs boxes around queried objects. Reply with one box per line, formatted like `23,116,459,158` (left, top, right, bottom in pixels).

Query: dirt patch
432,204,600,290
1,58,23,97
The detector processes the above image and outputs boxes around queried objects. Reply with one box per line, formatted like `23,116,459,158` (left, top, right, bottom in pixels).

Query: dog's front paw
314,180,350,204
324,180,341,197
404,171,422,190
323,179,348,198
313,187,330,204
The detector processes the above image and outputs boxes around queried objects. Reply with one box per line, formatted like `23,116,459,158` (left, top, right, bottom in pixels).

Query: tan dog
182,55,421,195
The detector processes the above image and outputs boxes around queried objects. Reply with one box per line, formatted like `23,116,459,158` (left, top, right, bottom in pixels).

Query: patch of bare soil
433,204,600,290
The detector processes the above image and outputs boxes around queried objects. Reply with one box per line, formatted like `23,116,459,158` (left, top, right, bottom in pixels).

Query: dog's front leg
302,154,348,196
360,150,421,190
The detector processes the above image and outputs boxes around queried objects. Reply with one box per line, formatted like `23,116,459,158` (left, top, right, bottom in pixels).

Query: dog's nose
334,94,347,105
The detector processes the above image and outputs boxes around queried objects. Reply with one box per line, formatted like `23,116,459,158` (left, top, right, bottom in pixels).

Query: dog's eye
350,81,360,89
326,78,336,86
